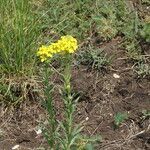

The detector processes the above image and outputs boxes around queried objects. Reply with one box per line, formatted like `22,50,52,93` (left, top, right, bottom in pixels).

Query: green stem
44,63,56,149
62,54,75,150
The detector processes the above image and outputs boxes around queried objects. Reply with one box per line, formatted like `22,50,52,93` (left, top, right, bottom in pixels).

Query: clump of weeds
77,45,111,71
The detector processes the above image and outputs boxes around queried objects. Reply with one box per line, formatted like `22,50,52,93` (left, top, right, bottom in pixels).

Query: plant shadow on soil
0,35,150,150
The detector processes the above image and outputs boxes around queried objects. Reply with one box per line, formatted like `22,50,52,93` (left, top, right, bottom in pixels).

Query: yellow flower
37,35,78,62
48,43,60,53
59,35,78,53
37,45,53,62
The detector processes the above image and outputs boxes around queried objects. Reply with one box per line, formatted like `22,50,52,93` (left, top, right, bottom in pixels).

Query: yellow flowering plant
37,35,99,150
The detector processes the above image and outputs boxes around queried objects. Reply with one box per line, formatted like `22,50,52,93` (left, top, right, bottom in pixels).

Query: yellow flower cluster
37,35,78,62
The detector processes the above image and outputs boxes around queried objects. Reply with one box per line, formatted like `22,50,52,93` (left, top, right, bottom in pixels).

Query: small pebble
85,117,89,121
36,129,42,135
110,113,113,116
12,145,19,150
113,73,120,79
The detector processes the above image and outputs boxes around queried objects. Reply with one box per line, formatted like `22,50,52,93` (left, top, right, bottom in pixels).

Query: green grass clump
36,0,94,41
141,22,150,42
141,110,150,120
134,62,150,78
91,0,118,41
77,46,111,70
114,112,128,128
36,0,129,41
0,0,40,74
142,0,150,5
